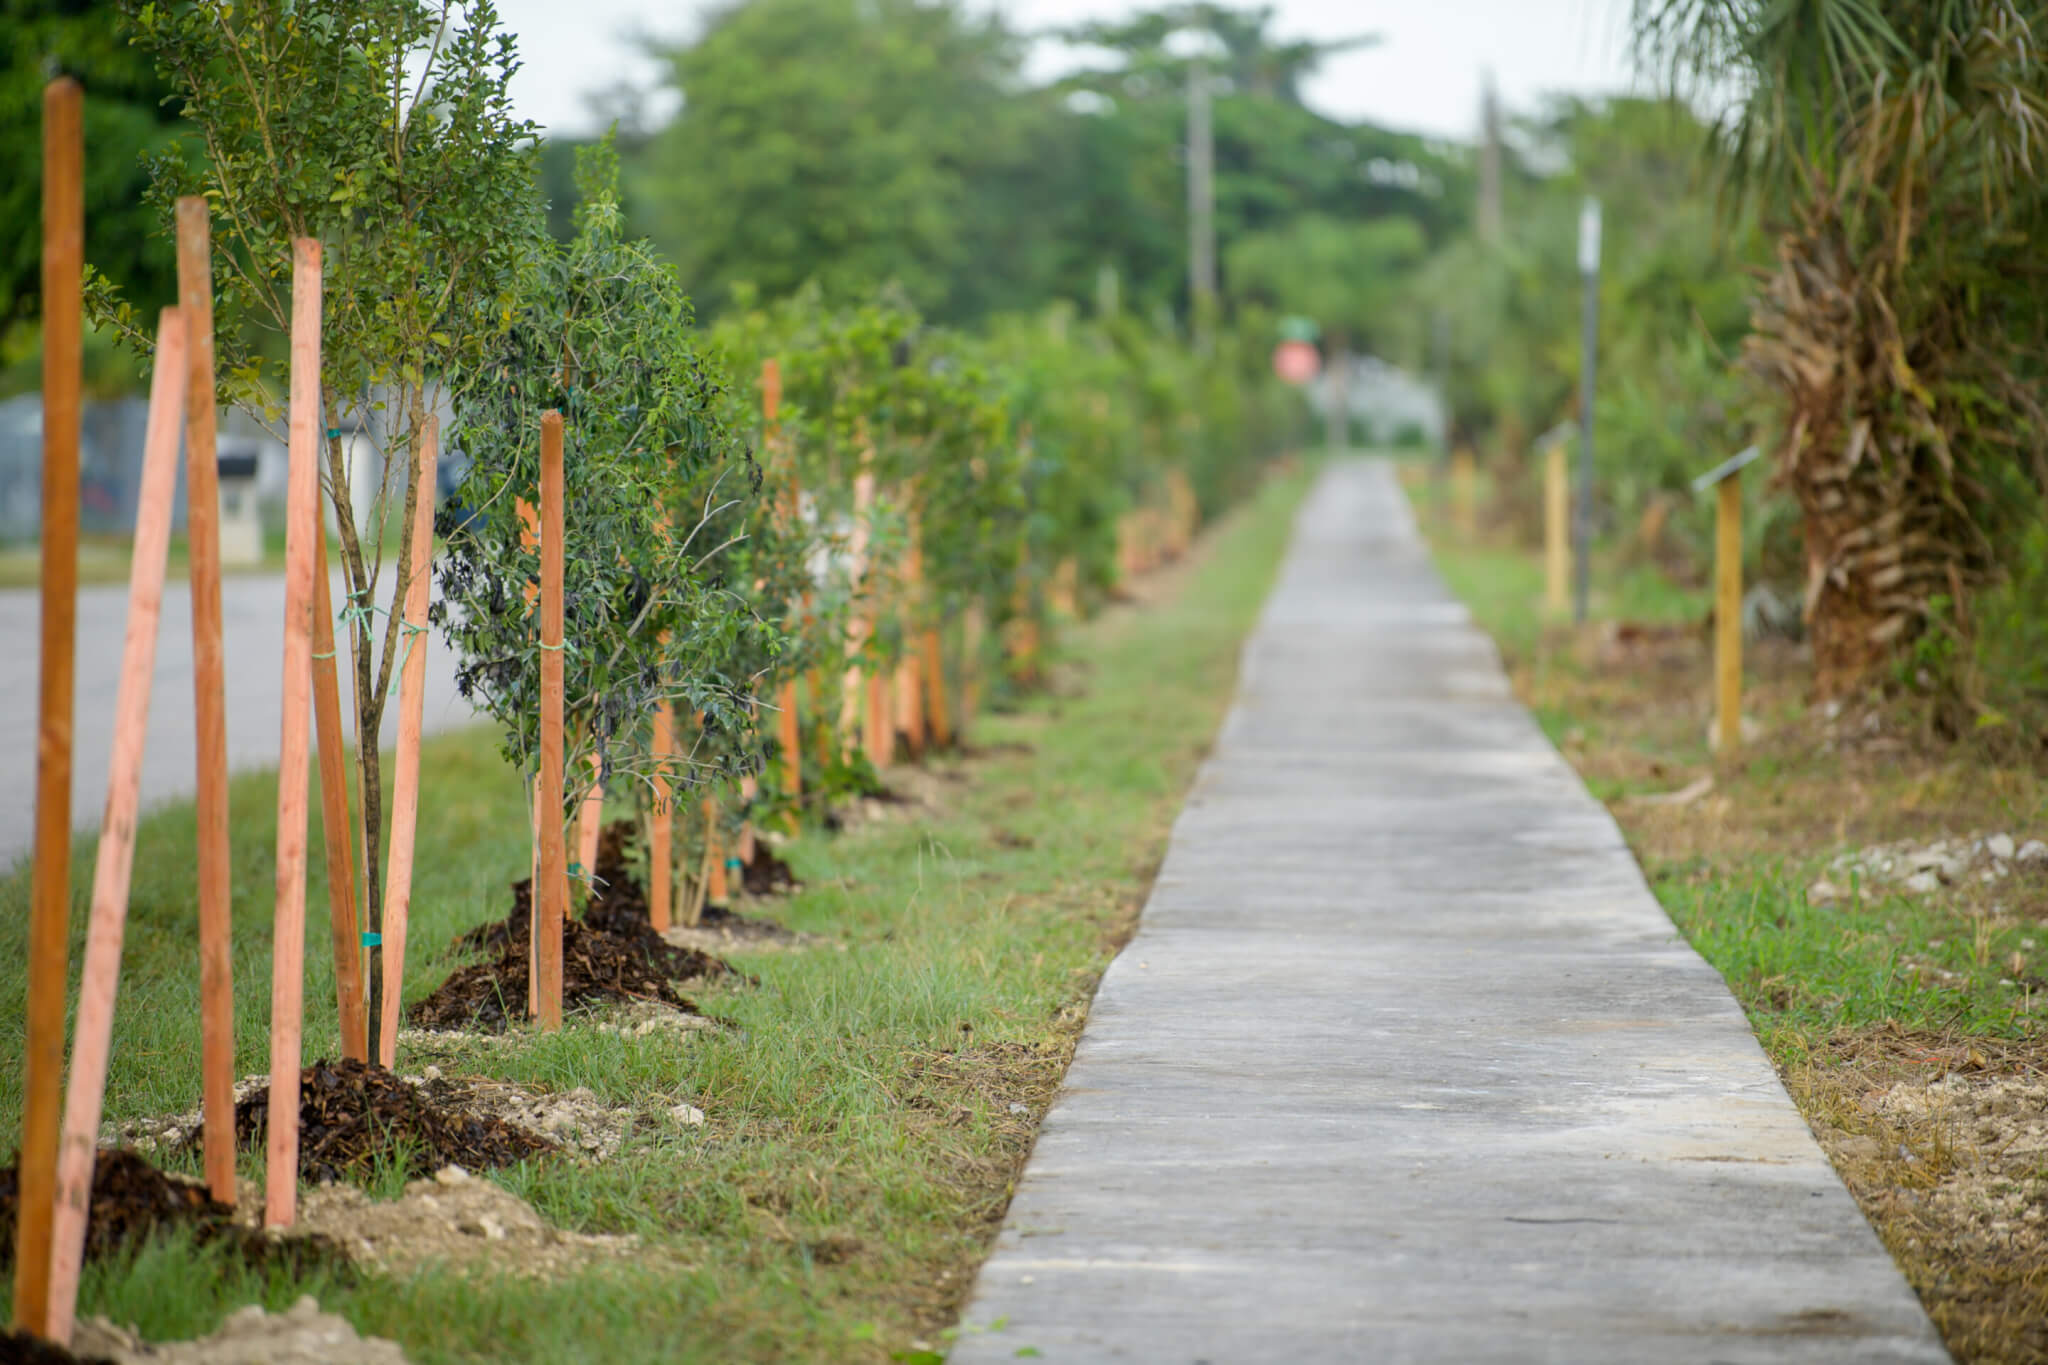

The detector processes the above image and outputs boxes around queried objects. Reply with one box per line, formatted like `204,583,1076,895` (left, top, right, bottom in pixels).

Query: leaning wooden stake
175,196,239,1198
1544,440,1570,615
535,413,567,1031
375,420,439,1068
46,309,186,1345
265,238,325,1229
16,77,82,1337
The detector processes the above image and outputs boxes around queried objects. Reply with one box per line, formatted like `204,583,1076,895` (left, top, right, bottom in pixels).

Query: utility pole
1575,197,1601,625
1187,55,1216,352
1477,74,1503,246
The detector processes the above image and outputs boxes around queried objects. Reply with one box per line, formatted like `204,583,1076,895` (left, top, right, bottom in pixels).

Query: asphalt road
1,568,476,872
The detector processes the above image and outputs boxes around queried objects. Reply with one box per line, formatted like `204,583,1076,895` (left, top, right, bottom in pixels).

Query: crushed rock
591,998,723,1041
1825,1072,2048,1265
288,1166,640,1281
1810,831,2047,904
73,1297,406,1365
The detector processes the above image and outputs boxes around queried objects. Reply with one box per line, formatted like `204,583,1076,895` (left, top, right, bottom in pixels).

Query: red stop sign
1273,339,1321,385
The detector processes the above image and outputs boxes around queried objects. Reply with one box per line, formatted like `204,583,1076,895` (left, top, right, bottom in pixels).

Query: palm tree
1634,0,2048,695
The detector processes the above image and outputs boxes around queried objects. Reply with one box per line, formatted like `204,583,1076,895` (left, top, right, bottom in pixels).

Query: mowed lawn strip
1,465,1310,1364
1409,470,2048,1363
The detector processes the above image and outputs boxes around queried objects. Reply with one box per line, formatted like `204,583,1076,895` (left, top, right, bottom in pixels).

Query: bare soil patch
75,1297,406,1364
288,1165,644,1282
1791,1030,2048,1364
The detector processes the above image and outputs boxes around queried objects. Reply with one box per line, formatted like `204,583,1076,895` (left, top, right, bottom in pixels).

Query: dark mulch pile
411,822,740,1033
234,1059,557,1183
736,840,801,897
0,1150,337,1282
0,1330,112,1365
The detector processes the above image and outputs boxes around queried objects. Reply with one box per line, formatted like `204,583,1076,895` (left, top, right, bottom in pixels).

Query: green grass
1,467,1311,1362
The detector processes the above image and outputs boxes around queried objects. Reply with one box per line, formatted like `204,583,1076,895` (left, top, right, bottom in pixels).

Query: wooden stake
775,679,801,830
535,412,567,1031
576,753,603,893
46,309,186,1345
311,534,365,1062
839,462,875,762
922,627,950,750
896,529,924,760
649,704,674,931
703,797,727,905
866,669,894,770
1544,441,1570,615
175,196,239,1201
265,238,324,1228
1715,477,1743,756
16,77,82,1336
374,421,438,1068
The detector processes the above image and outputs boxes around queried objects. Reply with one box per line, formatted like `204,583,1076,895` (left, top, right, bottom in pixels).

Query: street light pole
1575,197,1601,626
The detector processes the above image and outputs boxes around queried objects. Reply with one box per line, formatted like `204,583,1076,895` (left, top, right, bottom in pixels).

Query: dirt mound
74,1298,406,1365
736,840,801,897
290,1165,642,1282
234,1060,556,1183
0,1151,337,1283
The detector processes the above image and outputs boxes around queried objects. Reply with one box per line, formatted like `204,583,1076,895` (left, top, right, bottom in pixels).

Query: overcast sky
491,0,1643,144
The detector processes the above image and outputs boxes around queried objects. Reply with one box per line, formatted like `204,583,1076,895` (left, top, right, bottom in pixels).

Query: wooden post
703,797,727,905
576,754,603,893
922,626,950,750
1452,447,1476,539
839,461,875,762
762,362,802,831
1544,441,1570,615
175,196,239,1200
46,309,186,1345
776,678,801,827
896,527,924,761
866,670,894,769
1715,477,1742,756
374,421,438,1068
311,533,365,1063
649,703,674,932
265,238,324,1229
16,77,82,1336
535,412,567,1030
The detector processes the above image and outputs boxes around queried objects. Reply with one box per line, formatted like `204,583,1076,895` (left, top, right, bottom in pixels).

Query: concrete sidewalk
0,570,474,871
954,461,1946,1363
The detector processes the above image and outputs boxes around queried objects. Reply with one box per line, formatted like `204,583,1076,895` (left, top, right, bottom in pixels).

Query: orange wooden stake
311,532,365,1062
175,196,239,1199
47,309,186,1344
535,412,567,1030
922,627,950,751
375,420,439,1068
776,679,802,826
866,670,894,770
648,704,675,931
576,752,603,891
265,238,324,1229
895,528,924,760
16,76,82,1337
703,797,727,905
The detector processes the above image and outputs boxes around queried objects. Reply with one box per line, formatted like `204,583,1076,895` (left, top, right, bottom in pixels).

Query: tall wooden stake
922,627,950,750
375,421,438,1067
265,238,324,1229
46,310,186,1345
576,754,603,890
16,77,82,1337
175,196,239,1199
649,703,675,931
1544,441,1570,615
311,533,365,1062
535,412,567,1030
1715,478,1743,756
